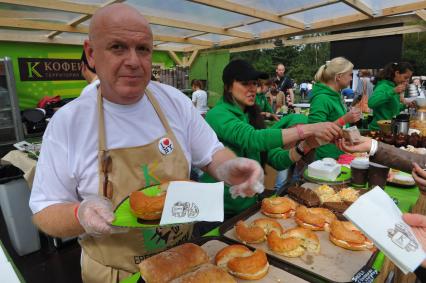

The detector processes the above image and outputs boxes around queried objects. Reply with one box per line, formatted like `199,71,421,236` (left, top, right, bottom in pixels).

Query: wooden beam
0,18,213,46
187,50,199,67
279,0,340,17
281,25,426,46
167,51,183,66
47,0,125,39
0,0,99,14
228,24,426,53
0,0,253,39
382,0,426,16
341,0,374,17
0,31,187,51
47,15,91,38
155,35,212,46
416,9,426,21
0,18,89,33
144,15,253,39
188,0,305,30
229,42,275,53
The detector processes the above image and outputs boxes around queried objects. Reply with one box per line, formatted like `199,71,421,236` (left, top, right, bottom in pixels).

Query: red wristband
74,204,80,221
295,125,305,140
338,117,345,127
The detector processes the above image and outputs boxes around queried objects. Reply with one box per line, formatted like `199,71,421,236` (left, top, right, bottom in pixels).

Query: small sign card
344,187,426,274
160,181,224,225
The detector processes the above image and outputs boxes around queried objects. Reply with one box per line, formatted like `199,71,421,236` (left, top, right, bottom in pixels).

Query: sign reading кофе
18,58,84,81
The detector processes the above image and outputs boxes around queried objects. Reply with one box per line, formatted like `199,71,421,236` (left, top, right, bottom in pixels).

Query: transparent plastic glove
216,158,264,199
77,195,128,237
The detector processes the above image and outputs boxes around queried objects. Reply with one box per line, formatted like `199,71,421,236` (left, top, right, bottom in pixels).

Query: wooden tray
219,203,377,283
121,236,310,283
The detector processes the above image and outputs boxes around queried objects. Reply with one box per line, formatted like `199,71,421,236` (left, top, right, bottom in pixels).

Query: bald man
275,63,295,105
29,4,264,282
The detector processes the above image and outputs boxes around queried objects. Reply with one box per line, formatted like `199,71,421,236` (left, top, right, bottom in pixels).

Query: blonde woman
308,57,361,160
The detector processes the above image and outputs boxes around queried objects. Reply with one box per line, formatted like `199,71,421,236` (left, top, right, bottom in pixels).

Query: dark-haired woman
201,59,342,217
369,62,414,130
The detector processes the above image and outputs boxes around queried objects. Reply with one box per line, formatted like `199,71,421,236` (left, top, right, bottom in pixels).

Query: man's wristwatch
295,141,306,157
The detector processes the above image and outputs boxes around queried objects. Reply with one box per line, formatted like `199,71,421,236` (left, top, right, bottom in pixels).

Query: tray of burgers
219,184,377,283
127,236,310,283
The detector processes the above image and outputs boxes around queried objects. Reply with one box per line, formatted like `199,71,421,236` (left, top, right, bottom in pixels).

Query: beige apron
80,87,192,283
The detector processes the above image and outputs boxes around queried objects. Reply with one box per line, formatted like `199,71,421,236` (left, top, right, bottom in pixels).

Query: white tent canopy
0,0,424,55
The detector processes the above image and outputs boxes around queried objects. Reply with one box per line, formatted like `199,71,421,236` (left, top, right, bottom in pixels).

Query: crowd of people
27,3,426,282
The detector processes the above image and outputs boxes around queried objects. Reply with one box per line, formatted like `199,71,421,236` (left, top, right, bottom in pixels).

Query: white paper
344,187,426,274
0,262,21,283
160,181,224,225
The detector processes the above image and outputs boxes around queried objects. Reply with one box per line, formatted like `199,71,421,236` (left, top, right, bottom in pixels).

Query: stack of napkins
344,187,426,274
160,181,224,225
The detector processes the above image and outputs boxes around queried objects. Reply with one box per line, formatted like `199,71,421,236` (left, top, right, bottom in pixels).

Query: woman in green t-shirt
201,59,342,218
308,57,362,160
369,62,414,131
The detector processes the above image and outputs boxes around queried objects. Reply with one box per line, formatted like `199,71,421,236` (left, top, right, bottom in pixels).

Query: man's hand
412,162,426,192
395,83,407,94
402,213,426,268
215,158,264,199
342,107,362,124
336,137,372,153
303,122,342,143
77,196,127,236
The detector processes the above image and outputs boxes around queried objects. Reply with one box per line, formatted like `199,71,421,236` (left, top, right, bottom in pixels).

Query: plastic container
368,162,390,189
0,165,40,256
350,158,369,186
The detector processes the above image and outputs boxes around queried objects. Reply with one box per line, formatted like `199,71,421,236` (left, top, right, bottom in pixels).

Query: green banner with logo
0,42,176,109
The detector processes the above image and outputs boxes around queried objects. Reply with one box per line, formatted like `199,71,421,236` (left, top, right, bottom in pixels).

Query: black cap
222,59,268,85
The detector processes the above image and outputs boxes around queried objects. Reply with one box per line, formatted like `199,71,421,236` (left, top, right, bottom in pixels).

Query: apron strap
97,85,179,152
145,87,179,142
97,88,107,153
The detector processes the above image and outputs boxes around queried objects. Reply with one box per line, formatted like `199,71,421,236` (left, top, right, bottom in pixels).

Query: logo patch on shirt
158,138,174,155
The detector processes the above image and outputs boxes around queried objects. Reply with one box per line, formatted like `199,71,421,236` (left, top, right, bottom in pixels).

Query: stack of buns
139,243,235,283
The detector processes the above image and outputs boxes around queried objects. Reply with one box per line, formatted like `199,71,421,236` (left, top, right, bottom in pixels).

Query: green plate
303,165,351,185
112,184,164,228
120,272,140,283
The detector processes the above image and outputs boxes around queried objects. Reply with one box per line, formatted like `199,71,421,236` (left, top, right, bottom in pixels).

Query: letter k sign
27,62,42,78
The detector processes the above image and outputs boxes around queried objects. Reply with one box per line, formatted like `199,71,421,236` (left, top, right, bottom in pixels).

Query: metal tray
219,202,378,283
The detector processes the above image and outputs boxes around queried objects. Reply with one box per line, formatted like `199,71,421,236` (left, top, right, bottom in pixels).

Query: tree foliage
231,32,426,82
231,42,330,83
403,32,426,75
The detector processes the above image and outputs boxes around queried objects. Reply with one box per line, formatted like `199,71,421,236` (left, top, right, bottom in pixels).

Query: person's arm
335,107,361,126
202,147,236,179
202,147,264,198
337,137,426,173
276,92,284,109
287,88,295,105
33,203,83,238
191,92,197,107
368,87,393,109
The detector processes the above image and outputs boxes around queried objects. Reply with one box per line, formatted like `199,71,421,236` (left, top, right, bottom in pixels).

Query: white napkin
160,181,224,225
344,187,426,274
